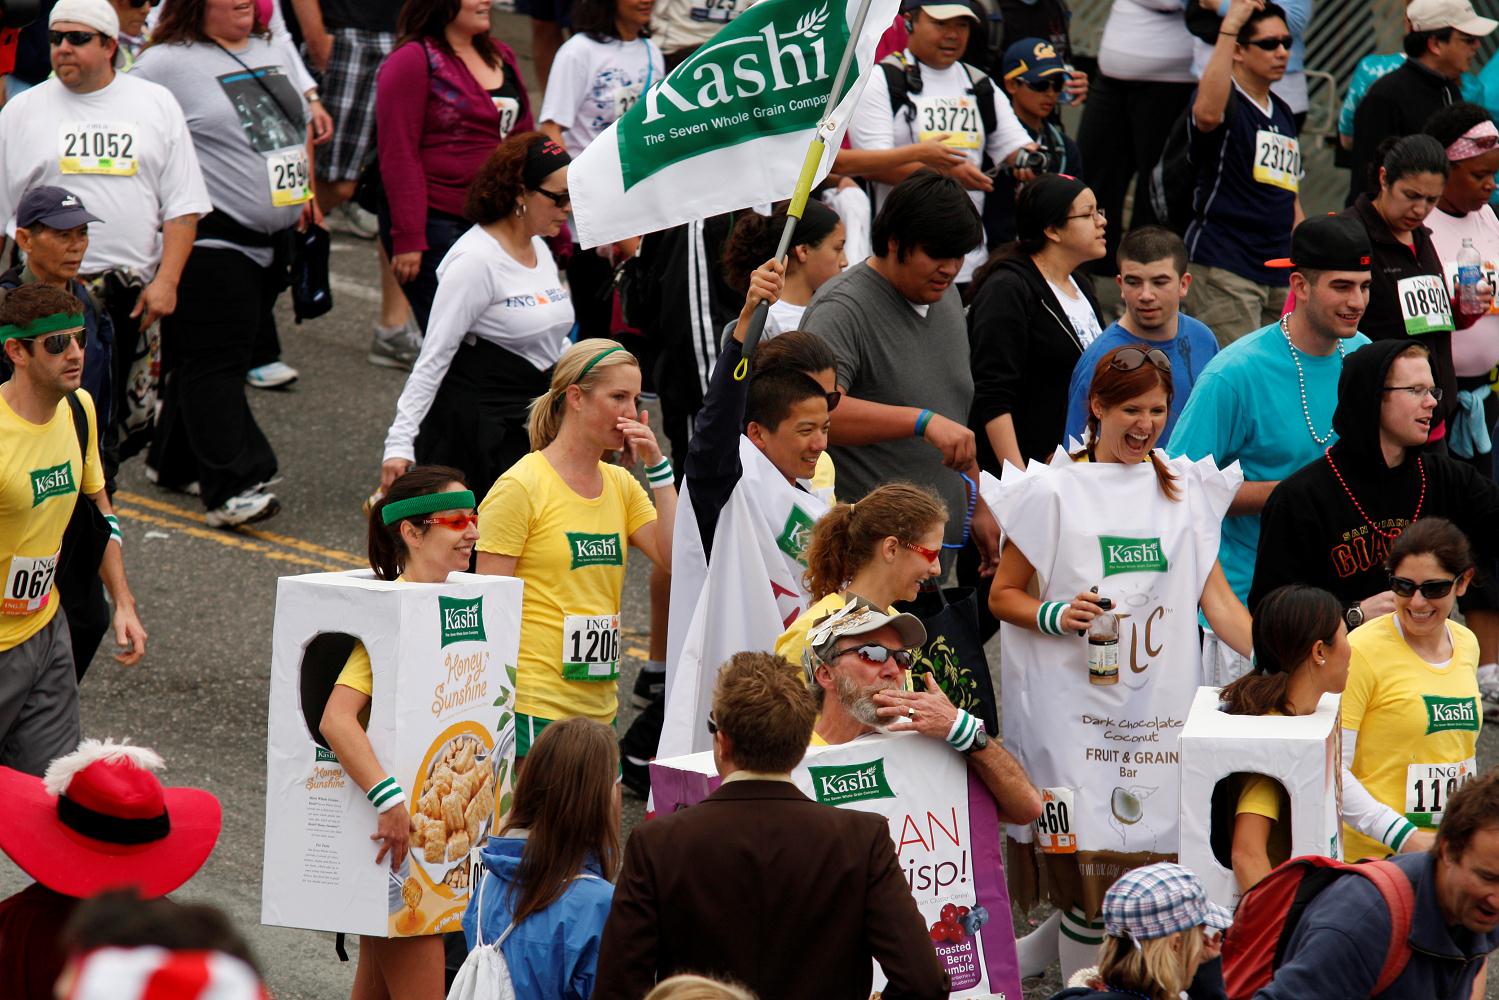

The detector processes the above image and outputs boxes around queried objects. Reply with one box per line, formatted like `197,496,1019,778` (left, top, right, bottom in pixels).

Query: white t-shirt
1048,276,1101,349
650,0,754,55
767,299,807,337
538,34,665,158
384,227,575,463
1427,204,1499,377
847,53,1030,283
0,74,212,276
1097,0,1196,83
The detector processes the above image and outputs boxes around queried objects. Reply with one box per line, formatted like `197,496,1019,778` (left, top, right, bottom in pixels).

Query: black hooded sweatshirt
1248,339,1499,610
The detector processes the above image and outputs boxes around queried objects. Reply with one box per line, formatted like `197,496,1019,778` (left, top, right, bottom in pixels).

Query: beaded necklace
1324,447,1425,540
1280,315,1344,446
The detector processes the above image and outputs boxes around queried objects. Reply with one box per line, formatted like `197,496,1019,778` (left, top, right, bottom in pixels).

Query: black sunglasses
127,0,153,7
533,187,571,209
1023,77,1066,94
28,330,85,355
1109,347,1172,374
49,29,105,46
1389,574,1458,600
834,644,915,669
824,390,841,412
1244,35,1293,51
706,711,718,736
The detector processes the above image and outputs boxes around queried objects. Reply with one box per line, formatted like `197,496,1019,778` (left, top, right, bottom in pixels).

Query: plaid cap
1101,863,1234,941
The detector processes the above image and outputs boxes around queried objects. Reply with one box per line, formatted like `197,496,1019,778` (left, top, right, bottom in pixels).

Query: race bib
562,613,621,681
914,95,981,150
3,550,58,616
493,96,521,138
1444,260,1499,315
1398,273,1455,336
1034,787,1077,854
690,0,738,22
1251,129,1300,193
613,83,643,120
59,122,139,176
1405,757,1476,827
264,147,312,208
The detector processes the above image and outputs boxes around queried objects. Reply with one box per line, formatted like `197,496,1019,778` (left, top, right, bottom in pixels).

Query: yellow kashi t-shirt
477,453,656,723
0,390,104,650
1343,612,1482,860
1236,773,1293,872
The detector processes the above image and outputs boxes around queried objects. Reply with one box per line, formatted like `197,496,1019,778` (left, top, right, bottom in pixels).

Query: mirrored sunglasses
1109,346,1172,373
30,329,86,355
835,644,915,669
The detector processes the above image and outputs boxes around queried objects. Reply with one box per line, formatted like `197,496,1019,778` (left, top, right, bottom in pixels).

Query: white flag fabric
660,436,829,759
568,0,898,248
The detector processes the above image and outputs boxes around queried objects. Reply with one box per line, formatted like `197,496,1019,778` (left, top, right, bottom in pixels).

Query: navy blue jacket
1255,852,1495,999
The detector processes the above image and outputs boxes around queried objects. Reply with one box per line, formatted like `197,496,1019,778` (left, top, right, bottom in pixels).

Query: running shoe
144,464,200,497
368,321,421,371
620,754,651,799
330,202,378,240
1479,664,1499,705
205,488,281,528
632,669,665,709
246,361,300,390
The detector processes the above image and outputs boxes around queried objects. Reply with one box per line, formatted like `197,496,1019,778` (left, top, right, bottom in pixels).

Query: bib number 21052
563,613,620,681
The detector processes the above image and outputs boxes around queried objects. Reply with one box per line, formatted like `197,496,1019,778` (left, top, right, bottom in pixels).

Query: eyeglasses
1023,78,1066,94
1381,384,1444,402
28,329,86,355
902,540,941,561
833,644,915,669
1066,208,1106,223
1389,574,1458,600
1108,347,1172,374
49,30,104,46
1244,35,1293,51
533,187,571,209
421,512,478,530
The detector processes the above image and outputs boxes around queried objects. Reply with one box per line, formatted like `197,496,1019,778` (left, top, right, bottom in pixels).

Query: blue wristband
915,409,935,438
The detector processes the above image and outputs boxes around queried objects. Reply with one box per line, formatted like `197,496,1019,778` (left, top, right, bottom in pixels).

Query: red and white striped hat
66,948,268,1000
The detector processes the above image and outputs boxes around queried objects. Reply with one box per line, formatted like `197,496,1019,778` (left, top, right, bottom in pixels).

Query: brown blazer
594,779,949,1000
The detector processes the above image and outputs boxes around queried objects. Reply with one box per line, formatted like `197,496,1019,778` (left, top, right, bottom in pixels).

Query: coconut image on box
1178,686,1342,910
261,571,522,938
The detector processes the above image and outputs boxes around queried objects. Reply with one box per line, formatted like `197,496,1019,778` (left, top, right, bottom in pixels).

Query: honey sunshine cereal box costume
985,449,1240,917
262,571,521,938
651,732,1024,1000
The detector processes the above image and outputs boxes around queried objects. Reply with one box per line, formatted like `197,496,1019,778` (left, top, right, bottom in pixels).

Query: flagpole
733,0,880,381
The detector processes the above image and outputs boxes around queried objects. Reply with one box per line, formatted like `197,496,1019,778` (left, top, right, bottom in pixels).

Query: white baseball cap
49,0,120,38
902,0,981,22
1407,0,1497,36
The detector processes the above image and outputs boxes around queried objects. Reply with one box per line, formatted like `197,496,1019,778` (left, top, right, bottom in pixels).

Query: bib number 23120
563,613,620,681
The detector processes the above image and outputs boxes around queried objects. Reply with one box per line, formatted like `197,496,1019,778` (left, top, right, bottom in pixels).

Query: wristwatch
1345,602,1364,630
963,728,990,755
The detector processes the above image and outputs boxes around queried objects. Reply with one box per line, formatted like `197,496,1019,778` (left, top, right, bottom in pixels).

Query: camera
987,147,1054,178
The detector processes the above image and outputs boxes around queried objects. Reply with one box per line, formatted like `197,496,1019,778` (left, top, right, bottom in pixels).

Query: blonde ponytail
527,338,640,450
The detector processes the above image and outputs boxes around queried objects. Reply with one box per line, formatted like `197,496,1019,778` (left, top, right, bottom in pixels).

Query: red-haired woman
987,346,1249,980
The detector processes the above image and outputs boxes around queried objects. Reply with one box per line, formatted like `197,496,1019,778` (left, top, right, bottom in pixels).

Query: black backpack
880,55,998,141
1145,97,1236,237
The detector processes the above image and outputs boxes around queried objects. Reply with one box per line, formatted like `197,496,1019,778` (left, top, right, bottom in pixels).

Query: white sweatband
946,710,981,752
367,776,405,813
104,513,122,547
645,458,674,488
1036,601,1068,636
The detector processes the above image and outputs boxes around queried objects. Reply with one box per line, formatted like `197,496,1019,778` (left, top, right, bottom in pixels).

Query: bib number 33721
3,551,58,616
563,613,620,681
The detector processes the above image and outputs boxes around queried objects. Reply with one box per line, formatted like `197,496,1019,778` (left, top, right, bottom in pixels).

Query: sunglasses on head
49,29,105,46
27,329,85,355
421,512,478,530
533,187,571,209
1023,77,1066,93
1109,347,1172,374
1388,574,1458,600
1243,35,1293,51
834,644,915,669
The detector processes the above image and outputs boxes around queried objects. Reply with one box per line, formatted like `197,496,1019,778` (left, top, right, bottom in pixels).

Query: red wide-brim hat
0,764,221,899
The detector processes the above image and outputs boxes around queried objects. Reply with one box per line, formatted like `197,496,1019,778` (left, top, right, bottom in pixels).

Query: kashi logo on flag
616,0,853,188
30,461,75,506
1423,695,1480,734
568,531,623,569
439,596,486,646
776,506,817,564
809,758,895,805
1098,535,1168,576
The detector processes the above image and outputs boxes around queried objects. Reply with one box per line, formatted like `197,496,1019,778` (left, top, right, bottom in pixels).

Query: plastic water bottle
1457,237,1484,316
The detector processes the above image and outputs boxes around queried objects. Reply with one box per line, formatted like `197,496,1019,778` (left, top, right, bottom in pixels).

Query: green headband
576,346,625,383
0,311,85,343
380,489,476,526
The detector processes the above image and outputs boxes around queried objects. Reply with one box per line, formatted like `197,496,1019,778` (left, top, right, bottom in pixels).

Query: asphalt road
0,14,1495,999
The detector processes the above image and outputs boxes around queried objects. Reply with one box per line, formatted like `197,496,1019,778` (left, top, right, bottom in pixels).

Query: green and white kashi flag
569,0,898,248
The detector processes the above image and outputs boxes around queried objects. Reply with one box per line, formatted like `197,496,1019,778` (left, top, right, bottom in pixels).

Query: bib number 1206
562,613,621,681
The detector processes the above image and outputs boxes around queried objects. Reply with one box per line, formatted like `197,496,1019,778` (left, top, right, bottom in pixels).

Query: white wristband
946,710,980,752
367,776,405,813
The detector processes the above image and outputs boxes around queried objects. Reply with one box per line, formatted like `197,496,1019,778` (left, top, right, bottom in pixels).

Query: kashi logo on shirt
776,506,817,565
30,461,76,506
567,532,622,569
1099,535,1168,576
439,596,486,646
1423,695,1480,734
809,759,895,805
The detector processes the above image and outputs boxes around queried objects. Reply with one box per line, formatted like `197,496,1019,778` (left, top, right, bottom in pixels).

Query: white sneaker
330,202,378,240
246,361,299,389
368,321,421,371
1479,664,1499,704
144,464,201,497
205,488,281,528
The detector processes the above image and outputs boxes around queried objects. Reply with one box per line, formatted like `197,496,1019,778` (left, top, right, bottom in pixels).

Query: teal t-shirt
1167,322,1370,606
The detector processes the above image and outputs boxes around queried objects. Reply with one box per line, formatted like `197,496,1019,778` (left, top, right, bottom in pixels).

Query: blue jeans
378,206,468,334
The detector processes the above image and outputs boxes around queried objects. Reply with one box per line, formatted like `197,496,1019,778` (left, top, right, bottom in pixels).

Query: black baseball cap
1265,214,1371,271
16,186,102,230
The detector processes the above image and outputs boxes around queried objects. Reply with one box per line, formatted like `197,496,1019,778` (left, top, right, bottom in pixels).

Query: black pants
148,248,280,509
378,206,468,335
567,245,616,341
1076,74,1196,274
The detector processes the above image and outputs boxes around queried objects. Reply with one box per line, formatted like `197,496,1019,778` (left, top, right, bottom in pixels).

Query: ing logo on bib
1423,695,1480,734
567,532,622,569
439,595,486,646
1098,535,1168,576
30,461,76,507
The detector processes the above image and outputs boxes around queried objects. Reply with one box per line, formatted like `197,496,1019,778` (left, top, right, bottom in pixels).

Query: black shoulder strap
65,391,90,454
880,57,912,121
962,63,997,140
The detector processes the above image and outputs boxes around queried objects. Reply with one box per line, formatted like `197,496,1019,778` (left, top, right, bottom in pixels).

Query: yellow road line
116,490,365,567
626,646,650,660
115,505,351,573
